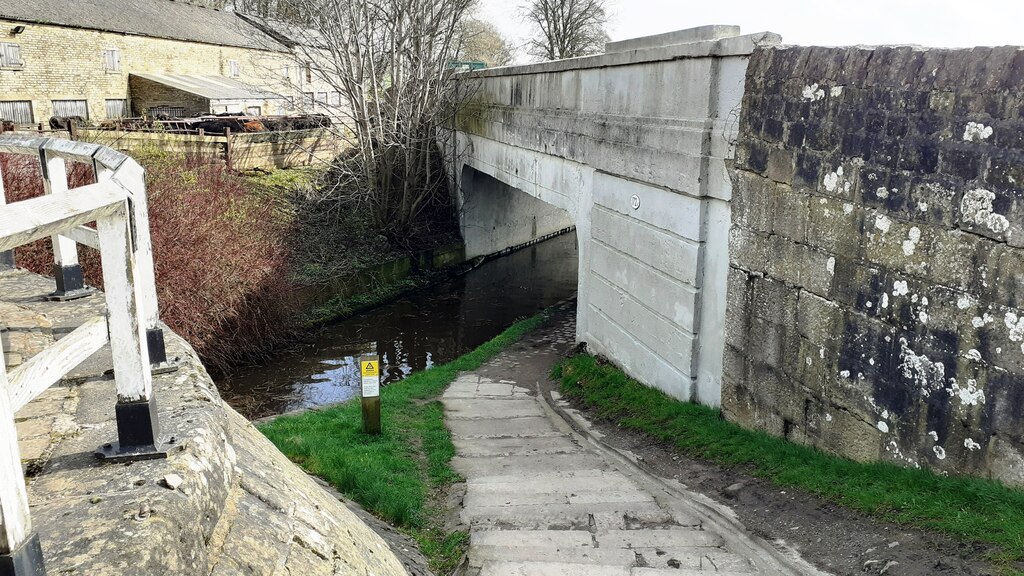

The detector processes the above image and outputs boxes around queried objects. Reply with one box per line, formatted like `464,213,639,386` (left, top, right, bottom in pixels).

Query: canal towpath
441,302,826,576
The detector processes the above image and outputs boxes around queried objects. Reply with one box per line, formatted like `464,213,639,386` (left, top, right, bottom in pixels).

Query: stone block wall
726,45,1024,485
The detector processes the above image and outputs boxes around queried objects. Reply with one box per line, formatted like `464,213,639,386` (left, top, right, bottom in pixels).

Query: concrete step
596,528,724,549
478,560,628,576
471,545,636,567
630,549,757,573
467,473,639,495
453,436,580,457
464,485,654,509
444,398,546,419
452,453,611,477
464,500,674,530
448,417,562,439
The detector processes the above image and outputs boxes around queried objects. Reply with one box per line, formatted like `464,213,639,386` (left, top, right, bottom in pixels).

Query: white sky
477,0,1024,63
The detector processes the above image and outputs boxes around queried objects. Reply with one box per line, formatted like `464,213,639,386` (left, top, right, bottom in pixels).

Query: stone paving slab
444,309,826,576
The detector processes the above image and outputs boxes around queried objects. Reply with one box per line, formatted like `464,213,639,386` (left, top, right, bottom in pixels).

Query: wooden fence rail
0,136,170,576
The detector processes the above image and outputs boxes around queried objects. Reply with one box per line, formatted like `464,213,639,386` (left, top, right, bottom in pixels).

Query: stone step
596,528,724,549
454,436,581,457
467,473,638,495
478,560,629,576
452,453,611,477
471,545,636,567
444,398,546,419
464,485,654,509
464,500,674,530
448,416,562,439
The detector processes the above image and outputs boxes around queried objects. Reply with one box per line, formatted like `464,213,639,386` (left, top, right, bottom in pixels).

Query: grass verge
260,312,547,573
554,354,1024,574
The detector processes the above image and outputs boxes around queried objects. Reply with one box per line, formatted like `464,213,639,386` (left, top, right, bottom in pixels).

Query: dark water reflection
218,232,579,420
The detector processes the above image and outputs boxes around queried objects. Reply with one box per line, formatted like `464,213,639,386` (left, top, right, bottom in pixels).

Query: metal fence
0,136,172,575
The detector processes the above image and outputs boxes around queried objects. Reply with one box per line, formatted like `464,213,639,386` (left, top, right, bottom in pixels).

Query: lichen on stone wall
725,44,1024,487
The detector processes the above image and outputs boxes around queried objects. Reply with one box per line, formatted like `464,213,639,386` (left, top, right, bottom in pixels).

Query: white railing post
0,160,12,269
0,353,47,575
93,200,165,461
98,160,172,370
39,149,90,300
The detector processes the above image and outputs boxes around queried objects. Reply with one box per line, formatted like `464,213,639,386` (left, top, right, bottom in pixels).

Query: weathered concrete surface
3,268,408,575
443,307,825,576
727,45,1024,485
453,26,782,408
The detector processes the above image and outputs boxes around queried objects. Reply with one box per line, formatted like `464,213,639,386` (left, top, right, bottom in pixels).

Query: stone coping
4,268,408,575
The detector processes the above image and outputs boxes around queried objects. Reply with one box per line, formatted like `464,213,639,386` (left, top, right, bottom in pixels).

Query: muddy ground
517,306,1006,576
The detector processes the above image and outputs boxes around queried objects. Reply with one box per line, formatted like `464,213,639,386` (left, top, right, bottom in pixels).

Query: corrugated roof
130,73,285,100
0,0,287,51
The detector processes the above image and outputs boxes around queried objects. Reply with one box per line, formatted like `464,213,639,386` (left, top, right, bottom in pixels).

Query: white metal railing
0,136,169,575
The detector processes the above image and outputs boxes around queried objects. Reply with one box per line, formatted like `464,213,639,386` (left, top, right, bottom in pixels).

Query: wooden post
359,354,381,435
67,122,76,142
93,202,165,462
40,149,90,300
224,128,233,171
101,160,171,370
0,160,13,269
0,351,46,575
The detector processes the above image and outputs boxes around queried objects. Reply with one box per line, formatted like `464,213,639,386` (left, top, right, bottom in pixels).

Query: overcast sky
478,0,1024,63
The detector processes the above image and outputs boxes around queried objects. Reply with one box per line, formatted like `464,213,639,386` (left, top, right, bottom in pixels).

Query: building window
148,106,184,119
103,48,121,72
302,92,314,109
228,60,241,78
316,92,328,108
105,99,127,119
0,43,23,68
282,65,290,80
0,100,33,124
305,63,312,83
51,99,89,120
330,92,341,107
246,106,261,116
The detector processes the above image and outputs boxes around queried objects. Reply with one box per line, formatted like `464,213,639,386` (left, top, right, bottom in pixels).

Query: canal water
218,232,579,420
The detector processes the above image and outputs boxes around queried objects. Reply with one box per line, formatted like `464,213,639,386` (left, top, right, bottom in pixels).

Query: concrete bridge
455,26,1024,487
454,26,780,407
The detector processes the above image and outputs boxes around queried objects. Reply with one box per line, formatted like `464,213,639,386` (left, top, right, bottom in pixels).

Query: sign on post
359,354,381,435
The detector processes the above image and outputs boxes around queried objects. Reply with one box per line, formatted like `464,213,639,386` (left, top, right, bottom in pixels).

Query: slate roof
0,0,287,51
130,73,285,100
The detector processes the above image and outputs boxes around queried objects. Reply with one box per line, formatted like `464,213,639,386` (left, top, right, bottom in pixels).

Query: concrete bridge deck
2,268,408,575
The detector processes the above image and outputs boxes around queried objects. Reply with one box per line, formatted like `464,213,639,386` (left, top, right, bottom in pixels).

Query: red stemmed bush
1,150,299,373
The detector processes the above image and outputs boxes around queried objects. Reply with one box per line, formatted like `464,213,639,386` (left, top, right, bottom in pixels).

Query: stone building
0,0,341,124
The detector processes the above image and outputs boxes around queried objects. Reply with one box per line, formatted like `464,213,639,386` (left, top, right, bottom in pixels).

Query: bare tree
458,18,515,67
523,0,608,61
263,0,477,244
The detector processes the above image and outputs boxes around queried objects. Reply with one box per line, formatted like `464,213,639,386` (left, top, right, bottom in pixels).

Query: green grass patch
554,354,1024,572
260,312,546,573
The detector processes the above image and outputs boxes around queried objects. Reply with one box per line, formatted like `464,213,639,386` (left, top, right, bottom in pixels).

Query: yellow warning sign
361,360,379,377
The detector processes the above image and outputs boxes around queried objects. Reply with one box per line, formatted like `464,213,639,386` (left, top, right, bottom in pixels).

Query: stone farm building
0,0,341,125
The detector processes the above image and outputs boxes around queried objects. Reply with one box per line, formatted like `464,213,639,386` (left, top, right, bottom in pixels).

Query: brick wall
0,19,325,122
727,45,1024,486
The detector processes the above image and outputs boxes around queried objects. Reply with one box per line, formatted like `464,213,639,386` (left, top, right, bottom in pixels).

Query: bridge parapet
454,26,780,406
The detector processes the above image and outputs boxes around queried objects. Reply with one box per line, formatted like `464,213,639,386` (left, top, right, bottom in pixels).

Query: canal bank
220,231,580,420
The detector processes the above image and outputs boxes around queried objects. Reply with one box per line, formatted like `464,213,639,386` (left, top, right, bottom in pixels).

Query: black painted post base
47,264,94,301
0,250,14,270
94,399,167,463
0,533,46,576
146,328,178,375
